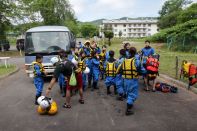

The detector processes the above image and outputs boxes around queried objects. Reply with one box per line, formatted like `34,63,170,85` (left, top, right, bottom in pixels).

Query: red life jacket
146,57,159,73
189,64,197,86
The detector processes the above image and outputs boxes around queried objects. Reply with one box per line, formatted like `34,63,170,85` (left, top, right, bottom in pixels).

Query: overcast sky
69,0,197,22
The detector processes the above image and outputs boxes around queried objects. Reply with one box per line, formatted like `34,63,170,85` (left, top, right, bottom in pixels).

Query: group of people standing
32,40,157,116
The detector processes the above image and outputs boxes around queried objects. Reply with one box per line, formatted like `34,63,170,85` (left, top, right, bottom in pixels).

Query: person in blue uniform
117,47,141,115
124,43,131,58
99,45,107,80
32,54,46,105
80,41,91,57
87,41,100,88
141,40,155,91
104,50,117,95
141,40,155,64
89,51,100,91
116,49,127,101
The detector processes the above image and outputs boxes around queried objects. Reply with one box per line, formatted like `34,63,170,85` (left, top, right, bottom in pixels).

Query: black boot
35,95,40,105
116,94,124,101
94,82,98,89
107,86,111,95
88,80,91,88
114,86,117,95
91,82,95,91
125,103,134,116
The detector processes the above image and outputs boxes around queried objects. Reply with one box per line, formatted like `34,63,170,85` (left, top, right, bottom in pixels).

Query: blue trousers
116,74,125,95
105,76,116,87
82,73,87,90
93,69,99,82
34,77,44,96
58,73,65,89
123,78,139,105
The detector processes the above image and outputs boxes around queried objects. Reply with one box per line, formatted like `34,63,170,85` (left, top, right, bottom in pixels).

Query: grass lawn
0,50,24,57
0,65,16,77
96,38,197,85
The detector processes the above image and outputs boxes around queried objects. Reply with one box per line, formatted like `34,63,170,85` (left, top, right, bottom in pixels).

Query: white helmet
40,98,51,109
83,67,90,74
37,96,46,105
71,58,78,65
50,57,59,65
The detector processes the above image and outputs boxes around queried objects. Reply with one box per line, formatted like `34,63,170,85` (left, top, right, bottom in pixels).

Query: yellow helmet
37,105,47,115
48,101,58,115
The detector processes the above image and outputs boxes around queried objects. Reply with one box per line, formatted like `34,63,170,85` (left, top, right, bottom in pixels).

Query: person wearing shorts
46,57,84,109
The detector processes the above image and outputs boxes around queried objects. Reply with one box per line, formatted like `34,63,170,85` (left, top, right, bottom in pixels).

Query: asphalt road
0,57,197,131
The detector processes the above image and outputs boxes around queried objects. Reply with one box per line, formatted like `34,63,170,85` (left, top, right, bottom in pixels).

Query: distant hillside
82,17,158,25
88,19,106,26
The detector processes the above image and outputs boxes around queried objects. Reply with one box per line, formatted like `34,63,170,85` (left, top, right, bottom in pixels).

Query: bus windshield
25,31,70,53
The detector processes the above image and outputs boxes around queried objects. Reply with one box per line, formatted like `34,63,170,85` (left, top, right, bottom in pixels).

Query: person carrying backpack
104,50,117,95
46,56,84,109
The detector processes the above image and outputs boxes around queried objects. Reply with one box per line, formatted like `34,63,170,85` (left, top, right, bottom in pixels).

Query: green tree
158,0,192,29
0,1,18,41
177,3,197,24
65,20,79,36
21,0,75,25
118,30,122,38
104,31,114,46
159,0,191,17
80,23,98,38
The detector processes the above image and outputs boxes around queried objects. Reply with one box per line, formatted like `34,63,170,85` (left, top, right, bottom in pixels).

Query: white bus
24,26,76,77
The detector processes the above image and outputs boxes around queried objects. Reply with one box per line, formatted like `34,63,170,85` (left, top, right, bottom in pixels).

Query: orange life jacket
146,57,159,73
189,64,197,86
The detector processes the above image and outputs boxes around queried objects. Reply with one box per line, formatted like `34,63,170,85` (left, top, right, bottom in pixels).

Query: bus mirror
70,41,76,48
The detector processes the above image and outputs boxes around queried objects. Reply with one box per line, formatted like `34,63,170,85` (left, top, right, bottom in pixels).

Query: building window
129,24,131,27
143,24,146,27
148,24,151,27
123,24,126,27
124,34,126,36
148,33,151,36
148,29,151,31
138,24,141,27
134,24,136,27
114,24,117,27
124,29,126,32
114,29,118,32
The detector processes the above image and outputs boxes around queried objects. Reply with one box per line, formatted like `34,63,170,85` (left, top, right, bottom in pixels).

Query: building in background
100,19,158,38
